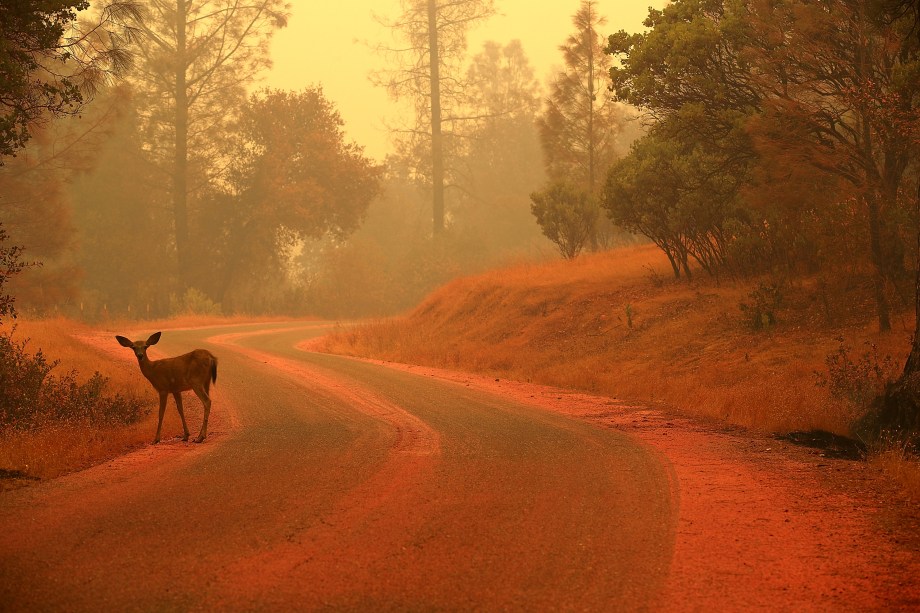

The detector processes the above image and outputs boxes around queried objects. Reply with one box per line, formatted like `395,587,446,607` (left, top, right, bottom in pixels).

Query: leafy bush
530,181,598,259
0,223,27,323
739,281,784,330
0,332,146,430
1,223,143,431
169,287,222,317
815,339,898,411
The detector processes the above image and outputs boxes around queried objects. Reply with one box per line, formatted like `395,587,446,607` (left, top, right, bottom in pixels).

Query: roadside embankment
316,244,920,496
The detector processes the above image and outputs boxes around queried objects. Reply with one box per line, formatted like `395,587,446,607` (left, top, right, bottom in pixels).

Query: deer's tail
211,356,218,385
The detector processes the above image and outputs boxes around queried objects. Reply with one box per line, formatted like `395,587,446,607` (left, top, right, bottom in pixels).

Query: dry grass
0,317,192,482
319,244,910,436
3,317,144,391
322,244,920,496
0,314,300,483
871,447,920,504
4,255,917,490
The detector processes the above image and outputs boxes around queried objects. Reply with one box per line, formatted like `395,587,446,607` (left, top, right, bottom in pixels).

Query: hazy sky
264,1,667,161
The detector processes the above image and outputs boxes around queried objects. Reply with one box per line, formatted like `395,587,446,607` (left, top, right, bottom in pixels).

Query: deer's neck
138,355,157,381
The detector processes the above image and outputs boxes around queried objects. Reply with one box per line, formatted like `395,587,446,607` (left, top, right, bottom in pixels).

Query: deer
115,332,218,444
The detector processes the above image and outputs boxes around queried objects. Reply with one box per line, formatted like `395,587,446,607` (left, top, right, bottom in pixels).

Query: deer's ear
115,335,133,348
146,331,162,346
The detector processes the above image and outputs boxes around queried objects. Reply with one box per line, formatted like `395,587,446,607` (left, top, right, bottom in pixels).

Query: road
0,322,918,611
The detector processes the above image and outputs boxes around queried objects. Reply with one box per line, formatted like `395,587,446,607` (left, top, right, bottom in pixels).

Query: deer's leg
193,386,211,443
153,391,168,444
173,392,190,441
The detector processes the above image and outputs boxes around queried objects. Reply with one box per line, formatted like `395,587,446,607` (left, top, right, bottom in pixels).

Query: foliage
169,288,221,317
210,87,382,312
608,0,759,121
234,88,381,242
453,40,549,258
530,182,598,259
0,224,27,323
816,340,898,411
605,1,760,277
127,0,289,289
0,5,137,314
373,0,496,234
0,332,145,430
129,0,288,171
537,0,631,251
743,0,920,330
69,98,173,320
296,161,496,318
0,0,138,159
297,40,551,319
738,282,783,331
604,0,920,327
603,126,739,279
540,1,626,191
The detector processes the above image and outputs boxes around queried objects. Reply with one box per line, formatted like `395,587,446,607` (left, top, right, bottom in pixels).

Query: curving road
0,323,679,611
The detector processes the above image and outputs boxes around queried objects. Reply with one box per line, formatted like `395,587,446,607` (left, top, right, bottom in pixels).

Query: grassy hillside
318,244,908,437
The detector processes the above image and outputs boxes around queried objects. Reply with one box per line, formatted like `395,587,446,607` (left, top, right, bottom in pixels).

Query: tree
0,1,136,312
0,224,27,323
454,40,547,256
129,0,288,290
0,131,81,312
70,96,173,319
211,88,382,311
535,1,631,251
530,181,598,259
0,1,137,160
606,0,764,274
606,0,920,297
607,1,761,125
745,0,920,331
374,0,495,235
603,124,741,278
0,84,145,315
538,1,627,196
860,0,920,430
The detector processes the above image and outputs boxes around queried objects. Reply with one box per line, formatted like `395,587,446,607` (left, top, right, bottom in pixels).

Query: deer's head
116,331,162,362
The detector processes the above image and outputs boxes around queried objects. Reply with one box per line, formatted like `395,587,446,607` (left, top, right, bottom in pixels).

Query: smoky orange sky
264,1,667,161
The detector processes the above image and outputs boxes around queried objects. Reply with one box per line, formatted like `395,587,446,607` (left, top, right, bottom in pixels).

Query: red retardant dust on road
1,321,919,611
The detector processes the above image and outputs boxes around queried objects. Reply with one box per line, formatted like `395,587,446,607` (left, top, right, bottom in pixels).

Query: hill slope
319,244,907,436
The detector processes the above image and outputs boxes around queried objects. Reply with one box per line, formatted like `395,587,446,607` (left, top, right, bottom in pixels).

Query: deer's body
116,332,217,444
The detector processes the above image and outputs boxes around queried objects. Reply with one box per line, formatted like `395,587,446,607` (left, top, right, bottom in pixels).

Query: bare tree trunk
585,5,598,251
903,180,920,377
174,0,190,289
428,0,445,235
856,9,891,332
867,192,893,332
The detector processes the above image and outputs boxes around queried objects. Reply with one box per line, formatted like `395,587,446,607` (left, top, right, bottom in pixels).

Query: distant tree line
1,0,558,320
3,0,918,327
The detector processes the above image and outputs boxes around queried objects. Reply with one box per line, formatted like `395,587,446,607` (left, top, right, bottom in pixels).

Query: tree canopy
0,0,137,159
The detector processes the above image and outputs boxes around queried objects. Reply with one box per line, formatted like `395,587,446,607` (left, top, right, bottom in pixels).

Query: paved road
0,323,677,611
